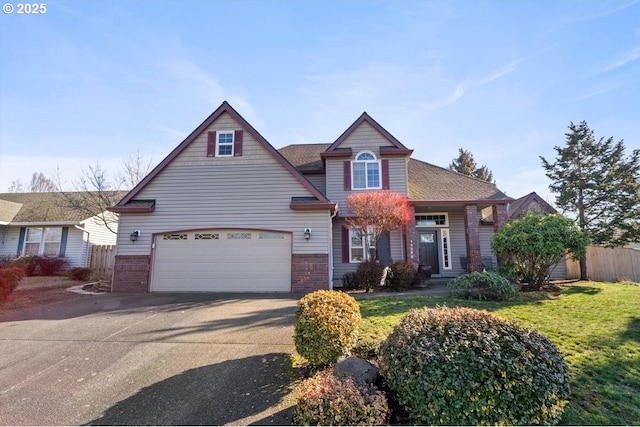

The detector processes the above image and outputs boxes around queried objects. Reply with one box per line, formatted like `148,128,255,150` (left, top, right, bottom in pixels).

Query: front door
419,231,440,274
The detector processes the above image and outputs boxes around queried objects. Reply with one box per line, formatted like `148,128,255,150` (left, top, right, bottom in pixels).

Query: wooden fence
90,245,115,279
566,246,640,283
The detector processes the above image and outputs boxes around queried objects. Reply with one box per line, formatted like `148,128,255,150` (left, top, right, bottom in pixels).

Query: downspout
74,225,91,268
328,207,338,290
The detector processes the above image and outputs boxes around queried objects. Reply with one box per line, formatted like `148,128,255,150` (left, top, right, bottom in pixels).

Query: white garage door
151,230,291,292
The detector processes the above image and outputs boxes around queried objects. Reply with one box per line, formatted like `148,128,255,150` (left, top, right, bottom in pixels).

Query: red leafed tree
346,191,413,261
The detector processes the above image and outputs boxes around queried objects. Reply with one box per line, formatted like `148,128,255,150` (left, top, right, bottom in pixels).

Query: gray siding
479,224,498,269
446,211,468,277
116,113,332,259
326,120,410,214
305,174,326,195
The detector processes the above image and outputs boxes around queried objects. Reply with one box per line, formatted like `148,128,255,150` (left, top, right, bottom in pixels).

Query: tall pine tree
449,148,495,183
540,121,640,279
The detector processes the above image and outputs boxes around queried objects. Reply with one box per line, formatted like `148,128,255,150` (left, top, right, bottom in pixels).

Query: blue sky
1,0,639,205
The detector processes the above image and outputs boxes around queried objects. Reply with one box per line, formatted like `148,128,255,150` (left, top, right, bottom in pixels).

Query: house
110,101,512,293
481,191,568,279
0,192,122,267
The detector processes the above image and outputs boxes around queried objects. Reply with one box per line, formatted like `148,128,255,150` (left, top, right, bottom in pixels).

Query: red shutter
342,226,350,263
381,159,390,190
207,131,217,157
344,161,351,191
234,130,243,157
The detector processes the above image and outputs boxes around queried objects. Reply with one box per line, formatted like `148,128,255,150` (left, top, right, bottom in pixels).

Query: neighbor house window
216,131,234,157
352,151,380,189
349,228,376,262
24,227,62,256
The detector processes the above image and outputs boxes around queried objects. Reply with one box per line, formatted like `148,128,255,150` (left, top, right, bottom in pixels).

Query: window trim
415,213,449,227
216,130,235,157
351,150,382,190
23,227,62,256
348,227,376,263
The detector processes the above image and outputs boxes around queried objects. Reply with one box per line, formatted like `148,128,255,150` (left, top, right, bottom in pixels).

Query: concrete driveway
0,292,300,426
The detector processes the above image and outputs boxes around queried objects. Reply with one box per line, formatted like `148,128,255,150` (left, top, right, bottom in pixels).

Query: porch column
464,204,482,272
405,206,418,264
492,203,509,266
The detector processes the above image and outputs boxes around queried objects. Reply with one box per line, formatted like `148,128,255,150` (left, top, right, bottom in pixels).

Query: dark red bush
0,267,26,301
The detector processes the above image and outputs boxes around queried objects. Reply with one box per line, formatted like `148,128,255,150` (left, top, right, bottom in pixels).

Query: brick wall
464,205,482,272
111,255,150,292
291,253,329,293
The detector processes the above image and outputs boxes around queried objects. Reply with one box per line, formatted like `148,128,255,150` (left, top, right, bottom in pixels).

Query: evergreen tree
449,148,494,183
540,121,640,278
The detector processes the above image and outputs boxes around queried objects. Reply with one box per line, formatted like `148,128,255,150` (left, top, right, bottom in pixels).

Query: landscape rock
333,356,380,386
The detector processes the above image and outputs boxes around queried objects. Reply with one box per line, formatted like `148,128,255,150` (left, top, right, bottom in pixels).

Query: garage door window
195,233,219,240
163,233,187,240
259,232,285,239
228,232,251,239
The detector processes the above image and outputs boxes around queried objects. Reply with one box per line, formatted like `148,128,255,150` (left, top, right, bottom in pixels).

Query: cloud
596,45,640,75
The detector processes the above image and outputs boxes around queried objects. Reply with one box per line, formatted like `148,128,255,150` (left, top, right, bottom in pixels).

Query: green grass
355,282,640,425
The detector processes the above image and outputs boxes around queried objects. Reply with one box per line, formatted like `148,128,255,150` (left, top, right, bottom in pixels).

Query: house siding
305,174,326,195
114,111,333,291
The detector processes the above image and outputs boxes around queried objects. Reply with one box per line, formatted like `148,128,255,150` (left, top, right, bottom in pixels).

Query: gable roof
323,112,413,156
0,192,126,224
113,102,333,212
508,191,556,218
278,144,510,204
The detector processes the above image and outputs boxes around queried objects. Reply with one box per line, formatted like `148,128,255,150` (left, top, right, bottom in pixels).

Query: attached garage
151,229,291,292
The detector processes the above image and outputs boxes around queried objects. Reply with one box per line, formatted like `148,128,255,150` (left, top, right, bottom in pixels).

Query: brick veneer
464,205,482,272
492,204,509,266
291,253,329,293
112,255,150,292
405,206,418,264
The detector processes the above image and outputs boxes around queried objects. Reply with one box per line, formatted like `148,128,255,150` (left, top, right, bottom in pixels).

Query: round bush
295,371,389,426
380,306,570,425
294,290,362,367
447,271,520,301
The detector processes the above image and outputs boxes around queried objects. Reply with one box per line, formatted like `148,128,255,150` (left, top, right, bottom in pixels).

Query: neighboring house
110,101,513,293
0,192,121,268
481,191,567,279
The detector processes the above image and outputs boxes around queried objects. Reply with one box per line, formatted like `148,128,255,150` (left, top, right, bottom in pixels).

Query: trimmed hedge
380,306,570,425
447,271,520,300
294,290,362,367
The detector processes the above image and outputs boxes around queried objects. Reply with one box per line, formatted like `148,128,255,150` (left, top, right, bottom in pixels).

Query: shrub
341,272,361,291
380,306,570,425
0,267,26,301
354,260,385,292
387,261,420,290
7,255,68,276
35,256,68,276
67,267,93,281
294,290,362,367
447,271,520,300
295,371,389,426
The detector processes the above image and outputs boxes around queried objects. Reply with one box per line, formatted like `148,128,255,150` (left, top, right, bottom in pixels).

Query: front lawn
355,281,640,425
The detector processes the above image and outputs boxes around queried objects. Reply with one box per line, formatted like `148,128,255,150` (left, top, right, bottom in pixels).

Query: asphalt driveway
0,292,300,426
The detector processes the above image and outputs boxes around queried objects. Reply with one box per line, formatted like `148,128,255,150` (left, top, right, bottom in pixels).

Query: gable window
24,227,62,256
352,151,381,189
216,131,234,157
349,227,376,262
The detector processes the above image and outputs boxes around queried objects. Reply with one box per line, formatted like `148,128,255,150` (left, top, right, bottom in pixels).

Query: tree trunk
579,254,588,281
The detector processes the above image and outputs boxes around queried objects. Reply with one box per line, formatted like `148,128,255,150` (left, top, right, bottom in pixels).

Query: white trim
441,228,452,270
415,213,449,227
351,150,382,190
216,130,235,157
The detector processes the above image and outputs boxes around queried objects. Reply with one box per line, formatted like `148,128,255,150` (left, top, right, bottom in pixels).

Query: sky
1,0,639,205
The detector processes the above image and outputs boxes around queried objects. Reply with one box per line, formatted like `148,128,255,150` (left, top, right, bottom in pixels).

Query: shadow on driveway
87,353,296,426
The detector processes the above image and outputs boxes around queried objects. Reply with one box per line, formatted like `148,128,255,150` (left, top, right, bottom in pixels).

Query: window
415,214,448,227
349,228,376,262
352,151,380,189
24,227,62,256
216,131,234,157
